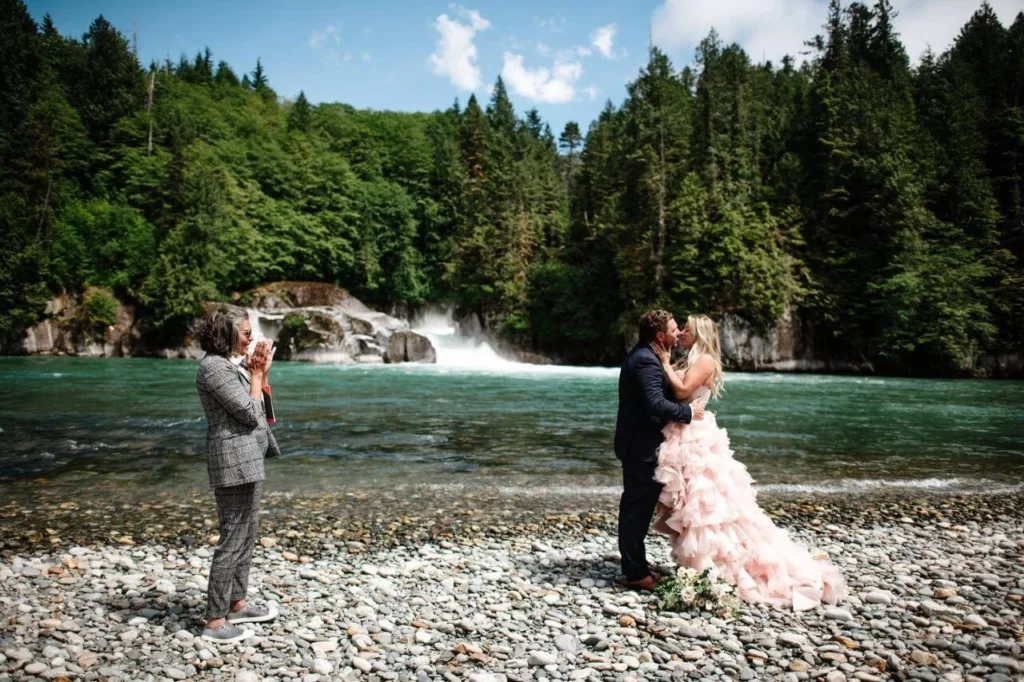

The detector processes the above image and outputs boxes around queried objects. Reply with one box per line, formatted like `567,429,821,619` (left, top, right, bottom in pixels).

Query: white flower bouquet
654,566,741,619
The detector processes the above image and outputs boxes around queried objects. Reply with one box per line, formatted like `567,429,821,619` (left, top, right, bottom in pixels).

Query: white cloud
542,43,593,60
503,35,527,52
582,85,600,101
501,52,582,104
429,9,491,91
534,14,567,33
651,0,819,65
310,24,354,67
362,52,371,62
591,24,617,59
889,0,1021,62
310,24,341,50
650,0,1021,67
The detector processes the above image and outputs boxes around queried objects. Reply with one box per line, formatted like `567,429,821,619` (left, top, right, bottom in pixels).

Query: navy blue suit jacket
614,342,693,469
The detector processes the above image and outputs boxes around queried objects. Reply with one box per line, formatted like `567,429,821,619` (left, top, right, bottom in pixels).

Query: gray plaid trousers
206,481,263,619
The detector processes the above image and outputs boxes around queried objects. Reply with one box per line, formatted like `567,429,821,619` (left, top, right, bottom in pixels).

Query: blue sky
25,0,1022,138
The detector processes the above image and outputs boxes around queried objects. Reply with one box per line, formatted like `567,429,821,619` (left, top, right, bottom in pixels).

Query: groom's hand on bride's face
652,342,670,364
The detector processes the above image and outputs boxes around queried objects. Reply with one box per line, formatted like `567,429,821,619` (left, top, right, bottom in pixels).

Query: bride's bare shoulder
676,354,714,373
691,353,716,368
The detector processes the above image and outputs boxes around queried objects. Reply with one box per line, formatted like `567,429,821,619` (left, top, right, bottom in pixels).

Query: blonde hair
674,314,724,398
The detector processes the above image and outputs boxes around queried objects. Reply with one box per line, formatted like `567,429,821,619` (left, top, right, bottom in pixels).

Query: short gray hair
198,305,248,356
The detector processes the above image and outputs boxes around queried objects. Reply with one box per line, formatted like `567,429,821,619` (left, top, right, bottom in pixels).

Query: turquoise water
1,357,1022,497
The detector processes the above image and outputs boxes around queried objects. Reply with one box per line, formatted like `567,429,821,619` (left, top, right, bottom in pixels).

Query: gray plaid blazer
196,354,281,488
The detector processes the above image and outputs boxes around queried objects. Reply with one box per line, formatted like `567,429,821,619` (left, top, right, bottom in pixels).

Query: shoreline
2,486,1024,553
3,354,1024,380
1,489,1021,681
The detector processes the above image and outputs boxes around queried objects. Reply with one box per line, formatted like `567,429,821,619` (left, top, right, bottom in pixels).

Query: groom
614,310,703,590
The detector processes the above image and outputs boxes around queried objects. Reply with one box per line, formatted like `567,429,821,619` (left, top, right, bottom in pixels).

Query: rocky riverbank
15,283,438,365
0,489,1021,682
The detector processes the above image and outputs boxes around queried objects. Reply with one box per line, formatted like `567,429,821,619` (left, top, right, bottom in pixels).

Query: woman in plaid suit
195,305,281,643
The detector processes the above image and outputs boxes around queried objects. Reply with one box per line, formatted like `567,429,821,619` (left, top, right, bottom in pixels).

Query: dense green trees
1,0,1021,374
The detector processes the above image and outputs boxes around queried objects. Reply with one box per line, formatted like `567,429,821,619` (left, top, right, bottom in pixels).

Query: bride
652,314,847,611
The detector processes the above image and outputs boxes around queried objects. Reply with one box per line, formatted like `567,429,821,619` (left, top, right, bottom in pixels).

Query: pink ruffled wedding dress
654,387,847,611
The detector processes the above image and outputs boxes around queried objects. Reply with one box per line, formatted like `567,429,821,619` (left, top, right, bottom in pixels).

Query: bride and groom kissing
194,304,845,644
614,310,846,611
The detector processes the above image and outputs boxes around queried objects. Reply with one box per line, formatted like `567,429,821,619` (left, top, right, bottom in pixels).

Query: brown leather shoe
619,574,658,592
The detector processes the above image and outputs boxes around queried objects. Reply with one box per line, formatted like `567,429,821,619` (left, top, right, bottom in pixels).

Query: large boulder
348,316,374,336
386,331,437,364
276,311,348,361
246,281,371,312
237,284,419,363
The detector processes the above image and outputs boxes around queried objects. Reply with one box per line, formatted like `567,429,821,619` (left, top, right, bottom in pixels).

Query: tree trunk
146,70,155,155
654,105,667,295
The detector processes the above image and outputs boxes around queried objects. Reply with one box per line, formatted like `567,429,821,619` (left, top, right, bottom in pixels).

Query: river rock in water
386,330,437,364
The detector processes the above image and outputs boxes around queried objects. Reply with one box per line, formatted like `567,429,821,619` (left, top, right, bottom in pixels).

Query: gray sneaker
226,603,278,624
201,622,253,643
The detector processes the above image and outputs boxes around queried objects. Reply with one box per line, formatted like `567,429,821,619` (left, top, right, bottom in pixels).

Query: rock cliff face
19,282,437,364
21,289,142,358
716,310,871,373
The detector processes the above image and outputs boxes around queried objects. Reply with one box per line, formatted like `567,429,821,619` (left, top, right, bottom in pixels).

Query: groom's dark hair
638,309,673,344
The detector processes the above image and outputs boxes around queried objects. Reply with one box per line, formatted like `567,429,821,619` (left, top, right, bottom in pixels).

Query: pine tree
0,0,43,155
524,109,544,139
449,94,494,308
192,47,213,84
558,121,582,188
214,61,239,86
486,77,516,134
617,47,691,306
251,58,268,90
485,76,517,203
287,91,312,133
70,16,143,145
558,122,582,156
422,109,465,295
0,0,48,345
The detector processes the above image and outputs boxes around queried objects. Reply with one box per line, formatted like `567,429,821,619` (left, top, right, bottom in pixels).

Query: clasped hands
247,340,276,378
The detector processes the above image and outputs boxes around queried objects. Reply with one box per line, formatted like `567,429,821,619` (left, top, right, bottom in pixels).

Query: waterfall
412,309,517,370
245,308,285,345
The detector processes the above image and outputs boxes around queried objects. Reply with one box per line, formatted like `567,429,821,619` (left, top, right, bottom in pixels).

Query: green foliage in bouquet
655,567,741,620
